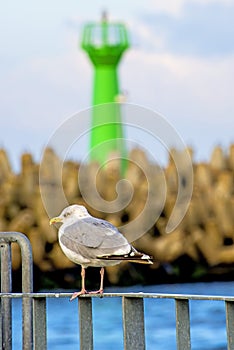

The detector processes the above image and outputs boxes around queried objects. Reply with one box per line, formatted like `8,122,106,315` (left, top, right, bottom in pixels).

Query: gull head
49,204,90,225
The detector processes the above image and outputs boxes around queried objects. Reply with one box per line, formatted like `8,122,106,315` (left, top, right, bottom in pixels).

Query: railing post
175,299,191,350
33,298,47,350
226,301,234,350
15,233,33,350
122,297,145,350
79,297,93,350
0,242,12,350
0,232,33,350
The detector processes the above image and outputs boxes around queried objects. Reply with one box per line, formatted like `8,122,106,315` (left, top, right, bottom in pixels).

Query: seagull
50,204,153,301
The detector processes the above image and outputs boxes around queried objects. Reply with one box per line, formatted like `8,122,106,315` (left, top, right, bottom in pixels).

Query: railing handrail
1,291,234,301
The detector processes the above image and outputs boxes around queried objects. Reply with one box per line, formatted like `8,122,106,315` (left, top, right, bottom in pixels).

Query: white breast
59,239,90,266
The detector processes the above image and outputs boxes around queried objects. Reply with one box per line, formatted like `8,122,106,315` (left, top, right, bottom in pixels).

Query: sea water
12,281,233,349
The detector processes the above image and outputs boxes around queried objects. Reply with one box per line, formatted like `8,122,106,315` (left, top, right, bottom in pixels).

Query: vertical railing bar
225,301,234,350
0,298,2,350
33,297,47,350
122,297,145,350
0,242,12,350
0,232,34,350
79,297,93,350
13,233,33,350
175,299,191,350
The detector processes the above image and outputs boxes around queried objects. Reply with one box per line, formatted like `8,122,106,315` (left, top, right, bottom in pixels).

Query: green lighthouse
81,13,129,167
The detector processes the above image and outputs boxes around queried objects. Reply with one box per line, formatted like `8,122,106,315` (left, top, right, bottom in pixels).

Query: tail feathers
97,248,153,265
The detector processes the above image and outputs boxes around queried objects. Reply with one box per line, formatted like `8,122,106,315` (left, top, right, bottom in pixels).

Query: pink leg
88,267,104,295
99,267,104,293
70,267,87,301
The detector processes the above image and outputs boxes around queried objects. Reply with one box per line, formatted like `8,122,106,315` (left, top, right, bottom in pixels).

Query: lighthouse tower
81,13,129,167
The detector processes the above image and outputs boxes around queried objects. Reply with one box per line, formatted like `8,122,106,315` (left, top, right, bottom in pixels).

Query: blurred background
1,0,234,169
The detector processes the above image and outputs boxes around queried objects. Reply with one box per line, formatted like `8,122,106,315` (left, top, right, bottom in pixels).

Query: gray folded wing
60,217,130,259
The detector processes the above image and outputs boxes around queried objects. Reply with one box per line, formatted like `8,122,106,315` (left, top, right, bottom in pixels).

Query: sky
1,0,234,171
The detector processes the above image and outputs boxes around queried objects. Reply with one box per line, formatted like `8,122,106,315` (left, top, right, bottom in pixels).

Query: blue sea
12,281,234,349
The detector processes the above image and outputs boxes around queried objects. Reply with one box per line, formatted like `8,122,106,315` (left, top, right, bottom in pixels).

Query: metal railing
0,232,33,350
1,232,234,350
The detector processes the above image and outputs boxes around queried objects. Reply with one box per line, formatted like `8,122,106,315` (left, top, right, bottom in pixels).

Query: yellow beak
49,217,62,225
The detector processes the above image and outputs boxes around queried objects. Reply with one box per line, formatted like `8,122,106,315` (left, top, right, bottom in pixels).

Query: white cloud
194,0,233,4
149,0,234,17
1,50,92,133
118,48,234,163
148,0,185,17
127,18,166,51
121,49,234,123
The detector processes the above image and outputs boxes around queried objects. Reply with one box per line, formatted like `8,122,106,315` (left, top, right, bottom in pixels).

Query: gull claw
88,289,104,296
70,288,104,301
70,289,88,301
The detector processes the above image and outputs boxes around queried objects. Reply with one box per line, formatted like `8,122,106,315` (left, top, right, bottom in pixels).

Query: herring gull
50,204,153,300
